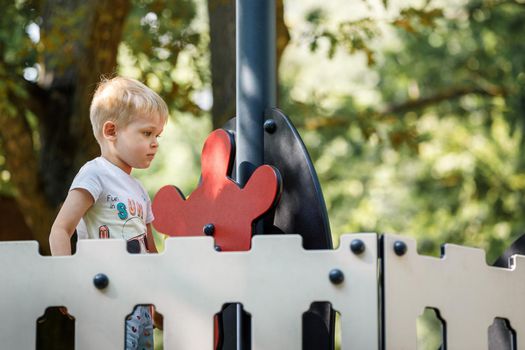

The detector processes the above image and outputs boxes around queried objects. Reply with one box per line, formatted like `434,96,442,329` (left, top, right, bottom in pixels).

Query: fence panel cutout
0,233,378,350
383,234,525,350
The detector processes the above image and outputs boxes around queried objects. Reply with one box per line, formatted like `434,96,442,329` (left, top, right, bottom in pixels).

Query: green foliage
0,0,206,194
282,0,525,262
40,4,89,71
120,0,205,115
303,5,445,65
392,7,444,33
374,0,525,259
0,1,38,196
0,0,35,113
0,0,206,128
0,0,37,67
417,308,444,349
303,7,379,63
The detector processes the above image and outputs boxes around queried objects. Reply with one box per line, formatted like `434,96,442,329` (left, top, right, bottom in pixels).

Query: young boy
49,76,168,349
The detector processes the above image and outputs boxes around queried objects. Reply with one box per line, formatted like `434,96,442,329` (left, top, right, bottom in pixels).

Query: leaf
305,8,326,25
393,18,415,33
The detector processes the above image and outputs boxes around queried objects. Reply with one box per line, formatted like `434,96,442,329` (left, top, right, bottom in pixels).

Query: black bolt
93,273,109,290
214,245,222,252
203,223,215,236
350,239,365,255
393,241,407,256
329,269,344,285
264,119,277,134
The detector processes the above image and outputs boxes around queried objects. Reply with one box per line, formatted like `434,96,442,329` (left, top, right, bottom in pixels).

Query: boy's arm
49,189,94,256
146,223,158,253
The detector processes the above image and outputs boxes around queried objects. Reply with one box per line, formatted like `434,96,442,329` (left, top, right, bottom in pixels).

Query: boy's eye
143,131,152,137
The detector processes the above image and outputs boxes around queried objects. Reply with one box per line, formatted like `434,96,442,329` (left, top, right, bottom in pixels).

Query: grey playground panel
0,234,378,350
383,234,525,350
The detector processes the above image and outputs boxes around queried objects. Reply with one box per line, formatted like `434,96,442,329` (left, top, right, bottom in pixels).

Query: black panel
223,108,332,249
36,307,75,350
262,108,332,249
220,304,251,350
223,108,334,350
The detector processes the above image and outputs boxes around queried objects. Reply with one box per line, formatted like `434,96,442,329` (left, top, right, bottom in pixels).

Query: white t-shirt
70,157,154,253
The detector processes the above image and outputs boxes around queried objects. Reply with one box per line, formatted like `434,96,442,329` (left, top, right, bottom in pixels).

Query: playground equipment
0,234,378,349
2,229,524,348
2,106,525,349
1,1,524,349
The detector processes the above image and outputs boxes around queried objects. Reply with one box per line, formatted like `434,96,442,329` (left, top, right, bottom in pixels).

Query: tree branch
302,84,508,130
381,85,506,115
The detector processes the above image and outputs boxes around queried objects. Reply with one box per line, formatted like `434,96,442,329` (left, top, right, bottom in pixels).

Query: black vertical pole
233,1,276,349
236,0,276,185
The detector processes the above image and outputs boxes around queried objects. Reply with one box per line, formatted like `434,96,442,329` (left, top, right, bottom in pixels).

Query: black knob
93,273,109,289
329,269,344,285
393,241,407,256
264,119,277,134
350,239,365,255
214,245,222,252
203,223,215,236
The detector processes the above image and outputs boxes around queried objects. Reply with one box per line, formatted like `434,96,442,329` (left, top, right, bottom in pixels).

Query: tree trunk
0,80,56,253
276,0,291,76
72,0,132,170
0,196,33,241
38,0,132,201
0,0,131,255
208,0,236,129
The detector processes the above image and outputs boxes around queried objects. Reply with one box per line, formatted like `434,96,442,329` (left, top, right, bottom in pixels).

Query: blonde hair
90,76,169,143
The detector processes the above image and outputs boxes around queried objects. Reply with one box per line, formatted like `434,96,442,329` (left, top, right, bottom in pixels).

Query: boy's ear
102,121,117,140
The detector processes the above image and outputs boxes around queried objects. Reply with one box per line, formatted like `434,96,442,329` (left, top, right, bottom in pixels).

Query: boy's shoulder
77,157,107,177
78,157,147,188
128,174,149,198
74,157,149,198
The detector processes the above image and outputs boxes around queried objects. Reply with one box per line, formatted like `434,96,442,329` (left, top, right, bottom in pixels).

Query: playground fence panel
2,233,523,349
0,234,379,350
383,234,525,350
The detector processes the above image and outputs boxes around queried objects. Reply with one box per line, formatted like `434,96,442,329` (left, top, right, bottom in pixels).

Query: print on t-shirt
107,196,145,221
71,157,154,251
123,215,148,253
106,195,148,253
98,225,110,239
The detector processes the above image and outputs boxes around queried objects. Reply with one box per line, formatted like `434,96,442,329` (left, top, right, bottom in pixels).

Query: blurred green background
1,0,524,348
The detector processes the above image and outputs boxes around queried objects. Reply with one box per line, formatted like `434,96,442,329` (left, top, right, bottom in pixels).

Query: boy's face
112,115,165,172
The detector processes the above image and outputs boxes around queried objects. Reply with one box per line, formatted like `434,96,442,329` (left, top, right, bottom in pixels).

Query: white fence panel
0,233,378,350
383,234,525,350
